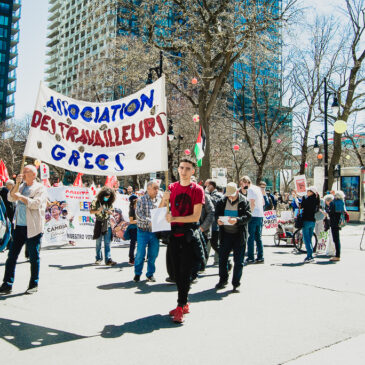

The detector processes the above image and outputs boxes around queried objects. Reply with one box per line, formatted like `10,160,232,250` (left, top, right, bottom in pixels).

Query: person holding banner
0,165,47,295
90,187,117,266
161,159,205,324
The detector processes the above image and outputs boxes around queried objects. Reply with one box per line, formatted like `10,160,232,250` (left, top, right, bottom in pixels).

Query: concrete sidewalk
0,223,364,365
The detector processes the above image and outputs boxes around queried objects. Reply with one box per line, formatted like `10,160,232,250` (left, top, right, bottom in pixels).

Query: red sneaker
172,306,184,323
169,303,190,317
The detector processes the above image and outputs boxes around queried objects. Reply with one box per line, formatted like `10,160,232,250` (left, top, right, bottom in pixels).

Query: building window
0,4,10,11
0,27,7,38
0,16,9,26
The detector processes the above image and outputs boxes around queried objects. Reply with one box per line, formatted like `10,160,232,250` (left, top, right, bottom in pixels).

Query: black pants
128,228,137,261
169,234,195,307
166,243,175,281
331,226,341,258
219,232,246,287
210,230,219,253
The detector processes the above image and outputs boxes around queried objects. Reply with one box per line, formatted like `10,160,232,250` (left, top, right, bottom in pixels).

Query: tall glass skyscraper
46,0,117,97
0,0,21,122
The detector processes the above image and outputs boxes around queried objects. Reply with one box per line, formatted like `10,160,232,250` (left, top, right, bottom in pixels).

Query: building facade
0,0,21,122
46,0,117,97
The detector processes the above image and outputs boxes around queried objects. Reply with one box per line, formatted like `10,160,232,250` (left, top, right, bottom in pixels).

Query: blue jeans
302,221,315,259
3,226,42,288
135,229,159,277
247,217,264,260
219,232,246,287
95,227,112,262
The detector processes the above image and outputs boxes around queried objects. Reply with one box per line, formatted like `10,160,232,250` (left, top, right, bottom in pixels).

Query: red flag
73,173,84,187
0,160,9,182
105,175,118,188
90,182,97,196
42,178,51,188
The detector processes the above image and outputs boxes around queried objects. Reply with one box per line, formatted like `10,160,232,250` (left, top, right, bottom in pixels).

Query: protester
127,194,138,265
323,194,336,257
326,191,346,262
300,186,320,263
134,181,160,282
127,186,134,195
259,181,273,211
90,187,117,266
0,180,15,227
205,179,223,265
240,176,265,264
290,190,301,212
161,158,205,324
0,165,47,295
215,182,251,293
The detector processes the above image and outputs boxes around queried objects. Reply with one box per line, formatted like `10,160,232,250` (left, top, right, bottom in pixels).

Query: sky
14,0,347,120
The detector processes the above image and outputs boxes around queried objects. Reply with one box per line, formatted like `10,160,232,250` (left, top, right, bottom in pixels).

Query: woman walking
90,187,117,266
300,186,320,263
127,194,138,265
326,191,346,262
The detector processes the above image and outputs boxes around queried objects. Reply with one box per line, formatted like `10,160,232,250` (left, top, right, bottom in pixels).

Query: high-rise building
0,0,21,122
46,0,117,97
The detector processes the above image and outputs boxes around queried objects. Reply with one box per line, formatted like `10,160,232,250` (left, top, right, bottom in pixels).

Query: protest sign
262,210,278,235
24,77,167,176
43,187,130,245
294,175,307,196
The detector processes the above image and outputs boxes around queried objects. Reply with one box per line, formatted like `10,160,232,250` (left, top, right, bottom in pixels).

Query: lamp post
147,51,163,85
320,77,339,193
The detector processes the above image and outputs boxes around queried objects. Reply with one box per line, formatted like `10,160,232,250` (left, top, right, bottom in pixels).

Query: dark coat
215,193,252,245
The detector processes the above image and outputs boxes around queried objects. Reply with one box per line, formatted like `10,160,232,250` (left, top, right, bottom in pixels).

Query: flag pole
164,170,169,213
19,155,27,175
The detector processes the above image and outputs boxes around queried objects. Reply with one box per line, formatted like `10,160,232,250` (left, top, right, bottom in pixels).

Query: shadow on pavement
271,262,304,267
0,317,87,350
315,261,336,265
96,262,131,270
97,280,176,293
41,245,94,251
49,263,95,270
189,288,231,303
100,314,176,338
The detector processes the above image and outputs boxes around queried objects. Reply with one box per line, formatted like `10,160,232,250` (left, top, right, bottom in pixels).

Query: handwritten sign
24,77,168,176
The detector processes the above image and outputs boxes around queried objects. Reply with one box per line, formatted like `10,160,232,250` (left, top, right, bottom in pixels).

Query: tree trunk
328,131,342,191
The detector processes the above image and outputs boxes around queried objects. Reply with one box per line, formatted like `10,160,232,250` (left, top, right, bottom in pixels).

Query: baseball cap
225,182,238,197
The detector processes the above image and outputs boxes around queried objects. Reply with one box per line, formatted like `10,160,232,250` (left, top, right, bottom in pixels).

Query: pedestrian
90,187,117,266
326,191,346,262
127,194,138,265
133,181,160,282
300,186,320,263
205,179,223,265
290,189,301,212
0,165,47,295
0,180,15,227
127,186,134,195
215,182,251,293
240,176,265,264
259,181,273,211
161,158,205,324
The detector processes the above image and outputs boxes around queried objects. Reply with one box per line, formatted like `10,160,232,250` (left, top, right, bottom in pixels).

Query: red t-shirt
169,182,205,227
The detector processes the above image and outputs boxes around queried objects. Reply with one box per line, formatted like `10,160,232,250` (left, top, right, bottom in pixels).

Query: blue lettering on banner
115,152,125,171
68,150,80,166
51,144,66,161
95,154,108,170
45,88,155,123
84,152,94,169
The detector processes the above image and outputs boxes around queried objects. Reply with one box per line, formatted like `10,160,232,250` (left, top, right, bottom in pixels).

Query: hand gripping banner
24,77,168,176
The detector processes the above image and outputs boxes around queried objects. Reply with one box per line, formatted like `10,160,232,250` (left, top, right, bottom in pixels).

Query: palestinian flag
194,126,206,167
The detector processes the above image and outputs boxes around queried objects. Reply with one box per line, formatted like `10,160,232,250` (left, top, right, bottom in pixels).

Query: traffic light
333,164,341,178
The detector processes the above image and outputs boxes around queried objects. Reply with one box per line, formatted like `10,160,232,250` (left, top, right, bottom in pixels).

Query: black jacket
215,193,252,245
300,195,319,222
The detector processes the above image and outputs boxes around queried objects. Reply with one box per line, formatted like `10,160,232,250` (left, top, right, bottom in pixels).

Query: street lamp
322,77,339,193
146,51,163,85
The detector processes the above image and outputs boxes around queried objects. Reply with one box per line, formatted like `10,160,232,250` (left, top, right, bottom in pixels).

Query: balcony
9,46,17,60
47,27,59,39
46,72,58,82
45,64,57,74
10,33,19,47
6,94,15,106
12,8,21,23
8,58,18,71
8,70,16,82
48,1,61,13
11,21,20,35
13,0,21,12
46,37,59,48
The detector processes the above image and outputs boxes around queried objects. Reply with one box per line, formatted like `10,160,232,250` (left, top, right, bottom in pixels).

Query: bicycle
292,228,318,253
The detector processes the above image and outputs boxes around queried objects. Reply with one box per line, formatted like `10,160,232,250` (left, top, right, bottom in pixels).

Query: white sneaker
94,260,102,265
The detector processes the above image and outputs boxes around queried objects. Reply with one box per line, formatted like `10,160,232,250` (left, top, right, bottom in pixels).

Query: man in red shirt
160,159,205,324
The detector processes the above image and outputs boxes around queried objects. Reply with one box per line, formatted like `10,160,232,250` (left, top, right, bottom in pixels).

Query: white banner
25,77,168,176
44,187,130,244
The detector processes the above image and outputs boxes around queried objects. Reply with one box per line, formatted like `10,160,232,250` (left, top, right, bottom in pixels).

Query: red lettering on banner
66,127,79,142
93,131,105,147
155,113,166,135
131,121,144,142
122,125,132,145
103,130,110,147
49,118,56,135
75,129,88,144
107,129,115,147
144,118,156,138
59,122,70,139
40,115,51,132
85,130,95,145
114,128,123,146
31,110,42,127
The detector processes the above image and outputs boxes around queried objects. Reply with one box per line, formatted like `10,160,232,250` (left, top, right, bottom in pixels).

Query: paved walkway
0,223,364,365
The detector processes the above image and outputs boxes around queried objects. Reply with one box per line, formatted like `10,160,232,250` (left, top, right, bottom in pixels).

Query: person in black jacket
0,180,15,224
215,182,251,293
300,186,320,263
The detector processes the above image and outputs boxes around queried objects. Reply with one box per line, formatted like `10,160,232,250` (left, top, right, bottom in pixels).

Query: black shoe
255,258,264,264
215,281,228,290
190,277,198,284
133,275,141,282
25,286,38,294
128,259,135,265
0,284,12,295
106,259,117,266
165,277,175,283
232,285,241,293
146,275,156,282
245,259,255,265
